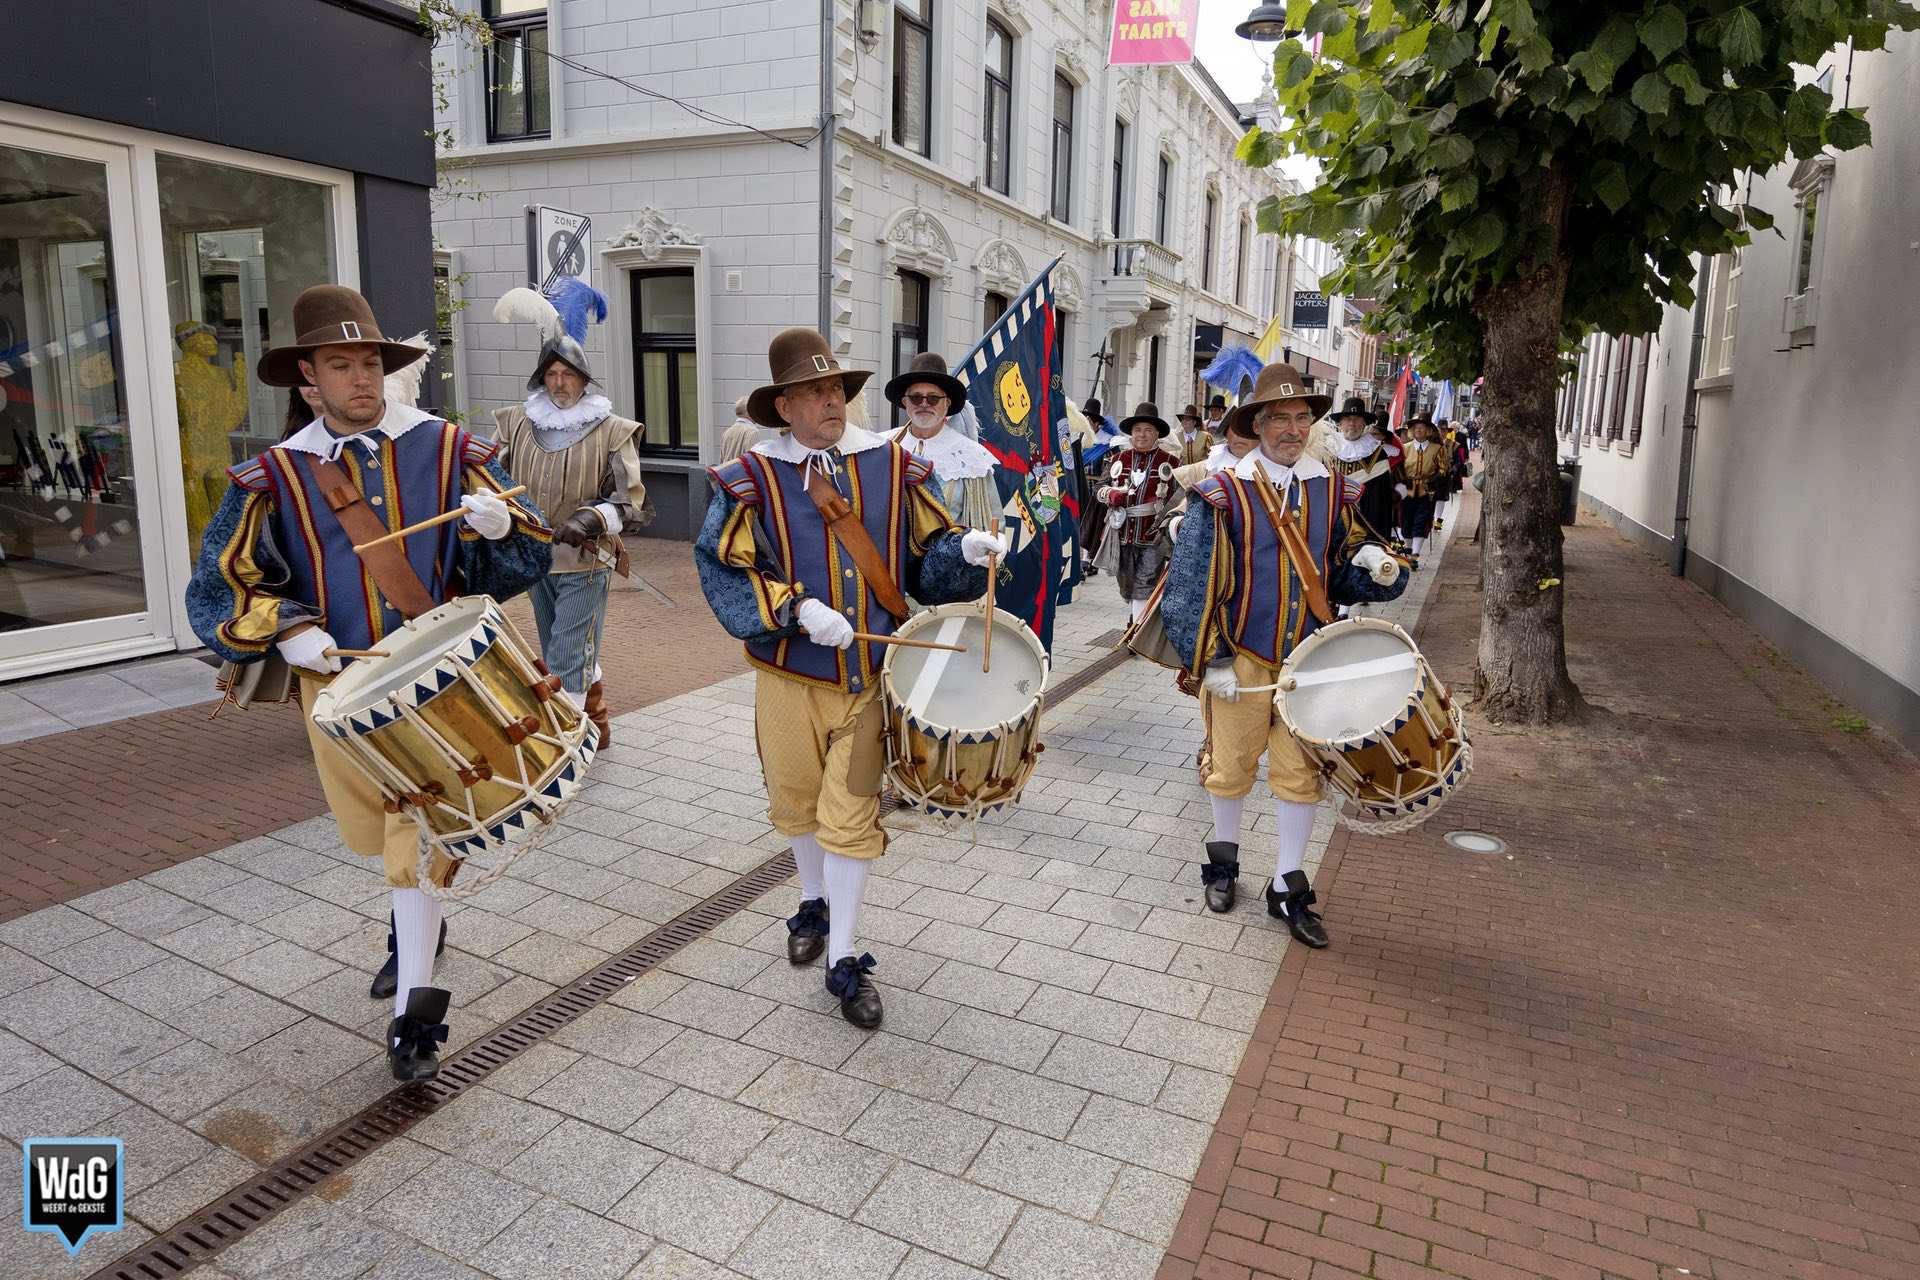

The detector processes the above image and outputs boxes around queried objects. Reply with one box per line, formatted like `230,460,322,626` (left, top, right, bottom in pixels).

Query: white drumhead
884,604,1048,732
316,596,494,721
1280,619,1419,743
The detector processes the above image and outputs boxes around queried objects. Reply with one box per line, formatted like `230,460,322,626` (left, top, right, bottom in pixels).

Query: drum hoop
1277,616,1437,749
878,603,1050,738
311,596,504,727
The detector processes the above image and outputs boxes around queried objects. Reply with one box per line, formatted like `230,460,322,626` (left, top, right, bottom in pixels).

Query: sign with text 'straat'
1108,0,1201,66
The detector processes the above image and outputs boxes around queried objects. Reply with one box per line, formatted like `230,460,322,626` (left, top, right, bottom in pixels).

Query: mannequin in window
173,320,249,550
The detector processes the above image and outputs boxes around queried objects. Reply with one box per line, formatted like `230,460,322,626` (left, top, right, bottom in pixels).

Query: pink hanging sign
1108,0,1202,66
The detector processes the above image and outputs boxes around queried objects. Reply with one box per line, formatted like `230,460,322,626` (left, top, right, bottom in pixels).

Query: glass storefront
0,142,145,636
0,112,351,679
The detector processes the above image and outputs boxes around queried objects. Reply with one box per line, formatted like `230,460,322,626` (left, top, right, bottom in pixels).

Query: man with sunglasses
883,351,1002,531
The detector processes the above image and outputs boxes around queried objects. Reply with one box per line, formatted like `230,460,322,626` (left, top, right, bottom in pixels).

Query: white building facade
431,0,1326,537
1564,31,1919,748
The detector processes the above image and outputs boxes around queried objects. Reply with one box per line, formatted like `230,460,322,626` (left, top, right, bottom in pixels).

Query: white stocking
1410,536,1427,556
791,833,827,903
1273,798,1317,883
1210,794,1245,846
391,887,444,1021
821,851,871,967
1129,598,1148,623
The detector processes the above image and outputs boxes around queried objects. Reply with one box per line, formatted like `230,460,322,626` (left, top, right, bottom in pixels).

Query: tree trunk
1470,166,1586,724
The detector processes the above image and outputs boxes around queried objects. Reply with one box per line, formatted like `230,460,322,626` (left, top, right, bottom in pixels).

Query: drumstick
324,647,390,659
352,485,529,552
851,631,968,653
1236,680,1294,695
982,519,1000,675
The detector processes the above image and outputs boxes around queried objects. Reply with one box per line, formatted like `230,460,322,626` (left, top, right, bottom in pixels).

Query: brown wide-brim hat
747,327,873,429
1225,362,1334,437
1119,402,1171,438
257,284,430,388
883,350,967,411
1177,404,1203,424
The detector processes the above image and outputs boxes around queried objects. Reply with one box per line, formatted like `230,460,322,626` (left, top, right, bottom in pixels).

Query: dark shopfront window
892,270,930,427
631,270,699,456
486,0,551,142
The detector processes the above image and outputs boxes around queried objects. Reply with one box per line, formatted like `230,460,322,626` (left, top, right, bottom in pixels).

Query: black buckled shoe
1200,841,1240,914
1266,870,1329,949
387,986,452,1082
827,954,883,1029
370,914,448,1000
786,898,830,965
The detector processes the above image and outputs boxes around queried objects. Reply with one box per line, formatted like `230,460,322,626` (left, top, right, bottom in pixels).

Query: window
892,270,930,426
631,269,700,456
1628,335,1653,451
1154,154,1172,245
1056,310,1071,390
1111,119,1128,237
1701,248,1740,379
983,19,1013,194
1785,154,1834,341
433,255,461,423
983,290,1009,330
1050,74,1075,223
1147,335,1163,403
1234,214,1250,306
1201,191,1218,291
1605,334,1633,444
893,0,934,157
485,0,551,142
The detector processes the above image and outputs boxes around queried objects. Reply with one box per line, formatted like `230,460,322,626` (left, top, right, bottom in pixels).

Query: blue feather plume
547,276,608,344
1201,344,1264,397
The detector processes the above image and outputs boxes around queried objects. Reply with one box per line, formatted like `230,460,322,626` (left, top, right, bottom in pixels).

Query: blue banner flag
951,257,1081,650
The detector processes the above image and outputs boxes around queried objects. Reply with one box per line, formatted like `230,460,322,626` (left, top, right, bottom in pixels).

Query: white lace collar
279,402,436,460
1233,450,1331,486
1330,431,1381,462
885,422,997,480
1407,439,1431,452
1204,442,1241,472
524,389,612,433
753,423,889,471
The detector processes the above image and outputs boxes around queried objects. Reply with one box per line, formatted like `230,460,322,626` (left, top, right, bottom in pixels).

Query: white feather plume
492,286,563,340
383,331,434,408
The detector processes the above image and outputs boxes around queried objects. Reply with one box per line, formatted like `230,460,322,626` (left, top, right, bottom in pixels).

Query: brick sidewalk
0,541,744,921
1167,488,1920,1280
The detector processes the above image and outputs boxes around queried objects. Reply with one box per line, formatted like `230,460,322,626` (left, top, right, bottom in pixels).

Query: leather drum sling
1248,474,1336,627
804,465,912,624
302,454,439,619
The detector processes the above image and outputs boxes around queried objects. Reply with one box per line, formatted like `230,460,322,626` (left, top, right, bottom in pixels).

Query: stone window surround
599,210,715,461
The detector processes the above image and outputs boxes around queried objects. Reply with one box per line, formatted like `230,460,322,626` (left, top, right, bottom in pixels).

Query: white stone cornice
605,208,703,260
882,208,959,277
976,238,1030,295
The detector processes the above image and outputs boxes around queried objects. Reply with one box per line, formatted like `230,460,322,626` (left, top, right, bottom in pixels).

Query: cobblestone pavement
0,519,1445,1280
1167,486,1920,1280
0,540,744,921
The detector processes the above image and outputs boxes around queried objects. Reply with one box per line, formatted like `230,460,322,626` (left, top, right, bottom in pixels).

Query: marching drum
1272,616,1470,829
310,595,597,898
880,602,1049,822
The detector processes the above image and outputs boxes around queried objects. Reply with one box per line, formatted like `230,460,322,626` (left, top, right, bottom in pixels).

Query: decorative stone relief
882,208,957,276
605,208,702,260
1052,262,1084,311
976,239,1030,296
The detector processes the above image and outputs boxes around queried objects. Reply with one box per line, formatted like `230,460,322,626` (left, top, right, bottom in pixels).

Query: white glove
1353,544,1402,587
277,626,342,675
460,489,512,540
1394,483,1409,498
961,529,1010,567
1202,664,1239,702
797,597,856,650
1167,514,1184,542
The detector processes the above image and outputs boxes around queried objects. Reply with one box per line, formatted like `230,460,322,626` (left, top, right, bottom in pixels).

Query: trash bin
1558,460,1581,525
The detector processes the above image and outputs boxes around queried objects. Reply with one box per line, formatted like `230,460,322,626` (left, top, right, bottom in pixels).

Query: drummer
1140,362,1406,947
186,284,551,1081
694,328,1005,1029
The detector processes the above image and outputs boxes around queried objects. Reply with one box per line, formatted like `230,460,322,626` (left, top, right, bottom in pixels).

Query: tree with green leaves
1237,0,1917,723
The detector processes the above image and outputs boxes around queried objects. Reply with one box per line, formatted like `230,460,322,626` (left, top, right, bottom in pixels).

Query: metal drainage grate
1443,830,1508,855
91,624,1141,1279
89,851,798,1280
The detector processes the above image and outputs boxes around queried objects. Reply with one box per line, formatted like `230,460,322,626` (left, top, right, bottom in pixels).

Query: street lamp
1234,3,1300,43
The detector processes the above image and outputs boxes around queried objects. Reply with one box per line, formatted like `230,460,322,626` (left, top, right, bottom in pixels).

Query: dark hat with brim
1119,402,1171,438
528,335,596,391
1406,412,1437,430
257,284,430,389
1206,394,1228,411
1333,396,1377,425
1177,404,1203,424
1225,363,1334,438
747,327,873,429
883,350,967,411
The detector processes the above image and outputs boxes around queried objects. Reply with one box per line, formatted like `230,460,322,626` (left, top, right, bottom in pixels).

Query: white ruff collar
1331,431,1381,462
1234,450,1331,485
886,423,996,480
525,389,612,433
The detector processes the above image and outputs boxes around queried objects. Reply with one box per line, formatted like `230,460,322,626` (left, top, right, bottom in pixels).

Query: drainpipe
1671,253,1710,576
817,6,838,334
